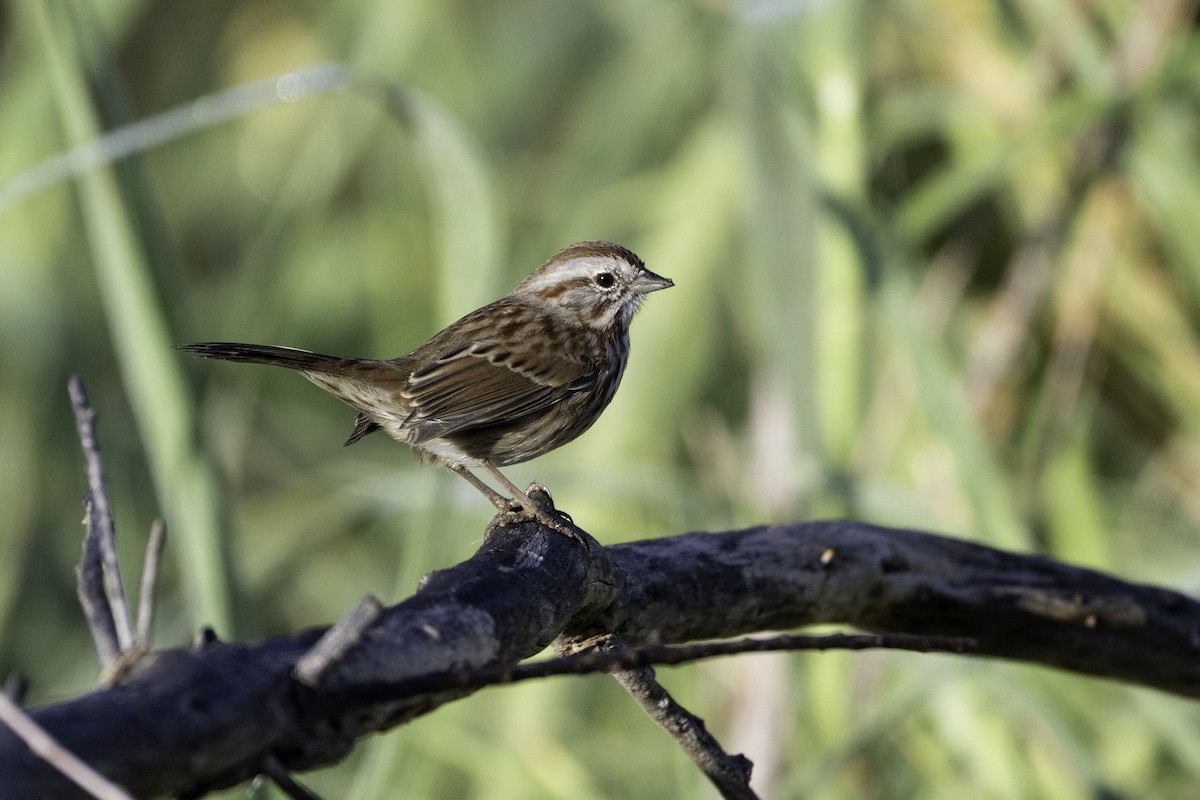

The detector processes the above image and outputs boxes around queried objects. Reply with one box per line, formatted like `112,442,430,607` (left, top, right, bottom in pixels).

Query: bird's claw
481,490,586,545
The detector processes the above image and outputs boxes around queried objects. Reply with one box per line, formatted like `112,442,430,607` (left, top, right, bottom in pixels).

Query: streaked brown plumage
180,241,672,530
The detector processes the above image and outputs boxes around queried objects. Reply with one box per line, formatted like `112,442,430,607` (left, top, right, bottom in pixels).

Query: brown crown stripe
544,241,644,270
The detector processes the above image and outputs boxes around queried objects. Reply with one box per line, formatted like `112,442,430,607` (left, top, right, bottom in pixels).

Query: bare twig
262,753,324,800
612,664,756,800
135,519,167,647
76,494,121,668
334,632,973,706
69,376,135,656
0,691,133,800
294,595,384,687
2,674,28,705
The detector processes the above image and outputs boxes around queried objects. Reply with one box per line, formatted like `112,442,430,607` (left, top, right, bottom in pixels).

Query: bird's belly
366,415,475,466
408,435,476,467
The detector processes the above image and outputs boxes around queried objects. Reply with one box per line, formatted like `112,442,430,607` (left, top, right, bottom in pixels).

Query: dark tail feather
177,342,348,373
344,412,381,446
183,342,389,446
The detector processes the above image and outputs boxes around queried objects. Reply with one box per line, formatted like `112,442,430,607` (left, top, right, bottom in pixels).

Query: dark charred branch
2,515,1199,798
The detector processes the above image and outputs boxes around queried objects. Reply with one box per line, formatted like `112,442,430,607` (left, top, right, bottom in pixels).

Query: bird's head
515,241,673,332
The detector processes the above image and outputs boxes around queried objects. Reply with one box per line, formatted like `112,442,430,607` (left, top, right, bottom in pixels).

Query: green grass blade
34,1,232,633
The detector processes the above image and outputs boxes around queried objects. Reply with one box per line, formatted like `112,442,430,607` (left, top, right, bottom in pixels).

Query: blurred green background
3,0,1200,797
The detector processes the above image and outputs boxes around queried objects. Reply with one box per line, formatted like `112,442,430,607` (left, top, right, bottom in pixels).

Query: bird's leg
444,463,511,511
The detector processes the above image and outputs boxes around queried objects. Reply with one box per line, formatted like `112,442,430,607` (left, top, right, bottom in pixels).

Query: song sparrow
181,241,672,533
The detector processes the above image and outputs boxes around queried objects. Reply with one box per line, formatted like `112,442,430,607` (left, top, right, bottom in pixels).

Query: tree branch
3,515,1198,798
601,524,1200,694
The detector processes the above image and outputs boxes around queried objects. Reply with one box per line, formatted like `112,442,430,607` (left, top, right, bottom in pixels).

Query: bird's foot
484,483,586,545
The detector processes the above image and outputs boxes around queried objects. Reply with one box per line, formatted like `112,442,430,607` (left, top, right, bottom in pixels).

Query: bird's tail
177,342,351,374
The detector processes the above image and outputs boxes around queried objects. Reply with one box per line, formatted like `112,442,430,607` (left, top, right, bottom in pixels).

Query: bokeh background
3,1,1200,797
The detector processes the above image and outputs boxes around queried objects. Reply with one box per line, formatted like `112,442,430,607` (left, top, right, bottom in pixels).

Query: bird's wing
402,335,597,445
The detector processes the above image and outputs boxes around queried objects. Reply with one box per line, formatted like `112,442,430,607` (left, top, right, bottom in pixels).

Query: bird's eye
594,272,616,288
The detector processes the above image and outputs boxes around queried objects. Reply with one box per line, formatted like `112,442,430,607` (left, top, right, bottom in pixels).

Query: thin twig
612,665,756,800
334,632,974,707
262,753,324,800
0,691,134,800
294,595,384,687
2,674,28,705
77,494,121,668
69,376,135,654
135,519,167,647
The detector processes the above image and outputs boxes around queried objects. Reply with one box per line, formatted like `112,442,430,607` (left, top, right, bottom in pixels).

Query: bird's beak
632,269,674,294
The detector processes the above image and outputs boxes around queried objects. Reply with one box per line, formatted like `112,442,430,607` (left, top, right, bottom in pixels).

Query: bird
180,241,673,535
